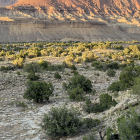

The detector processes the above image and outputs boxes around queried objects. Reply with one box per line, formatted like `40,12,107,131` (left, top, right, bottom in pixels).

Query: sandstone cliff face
0,21,140,42
13,0,140,18
0,0,140,42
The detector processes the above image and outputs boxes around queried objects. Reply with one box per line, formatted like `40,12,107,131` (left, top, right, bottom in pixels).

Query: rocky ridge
0,0,140,42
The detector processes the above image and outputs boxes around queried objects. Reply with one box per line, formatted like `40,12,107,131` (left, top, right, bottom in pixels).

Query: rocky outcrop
109,98,138,115
0,0,139,42
0,21,140,42
13,0,140,18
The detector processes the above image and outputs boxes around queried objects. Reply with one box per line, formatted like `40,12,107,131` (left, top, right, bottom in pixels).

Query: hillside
13,0,140,18
0,0,139,42
0,41,140,140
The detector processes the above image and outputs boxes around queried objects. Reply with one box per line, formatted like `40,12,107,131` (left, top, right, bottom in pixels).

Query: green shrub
17,71,21,75
11,100,27,108
23,80,54,103
106,127,119,140
92,61,120,71
113,45,124,50
54,72,61,79
83,118,100,129
107,69,116,77
91,61,100,67
94,73,100,76
0,66,14,72
85,57,96,63
70,64,77,70
108,66,140,91
71,70,79,75
132,77,140,95
38,60,50,69
83,99,101,113
23,63,41,73
62,82,67,91
119,66,140,88
66,74,92,93
68,87,84,101
99,93,117,109
91,61,103,70
107,81,124,92
117,109,140,140
27,71,39,81
106,62,119,69
47,64,65,71
83,94,117,113
108,134,119,140
41,106,83,137
119,64,127,69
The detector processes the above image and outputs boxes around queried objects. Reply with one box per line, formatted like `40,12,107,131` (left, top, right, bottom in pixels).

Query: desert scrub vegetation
41,106,83,137
23,80,54,103
54,72,61,79
83,93,117,113
1,40,140,69
27,71,40,81
108,65,140,91
0,65,15,72
11,100,27,108
116,108,140,140
1,40,140,139
41,105,100,138
23,63,42,73
23,60,65,73
91,61,120,71
63,74,93,101
107,69,116,77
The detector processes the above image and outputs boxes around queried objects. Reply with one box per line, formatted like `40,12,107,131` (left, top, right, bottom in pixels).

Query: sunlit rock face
13,0,140,18
0,0,140,42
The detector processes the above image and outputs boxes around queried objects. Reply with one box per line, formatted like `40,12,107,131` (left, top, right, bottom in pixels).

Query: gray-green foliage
41,106,83,137
106,127,113,140
83,93,117,113
108,66,140,92
107,69,116,77
23,62,41,73
66,74,92,93
54,72,61,79
23,80,54,103
117,109,140,140
63,74,92,101
27,71,39,81
83,118,100,129
132,77,140,95
68,87,84,101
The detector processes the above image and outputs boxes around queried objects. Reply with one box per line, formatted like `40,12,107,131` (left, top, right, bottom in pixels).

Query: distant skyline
0,0,17,6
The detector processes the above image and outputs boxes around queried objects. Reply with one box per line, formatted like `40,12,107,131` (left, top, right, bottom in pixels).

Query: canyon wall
0,0,140,42
0,21,140,42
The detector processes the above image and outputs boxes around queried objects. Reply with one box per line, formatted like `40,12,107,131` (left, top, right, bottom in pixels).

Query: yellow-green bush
41,49,49,56
75,57,83,63
12,58,24,68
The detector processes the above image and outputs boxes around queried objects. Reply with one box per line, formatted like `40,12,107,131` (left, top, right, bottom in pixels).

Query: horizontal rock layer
0,21,140,42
